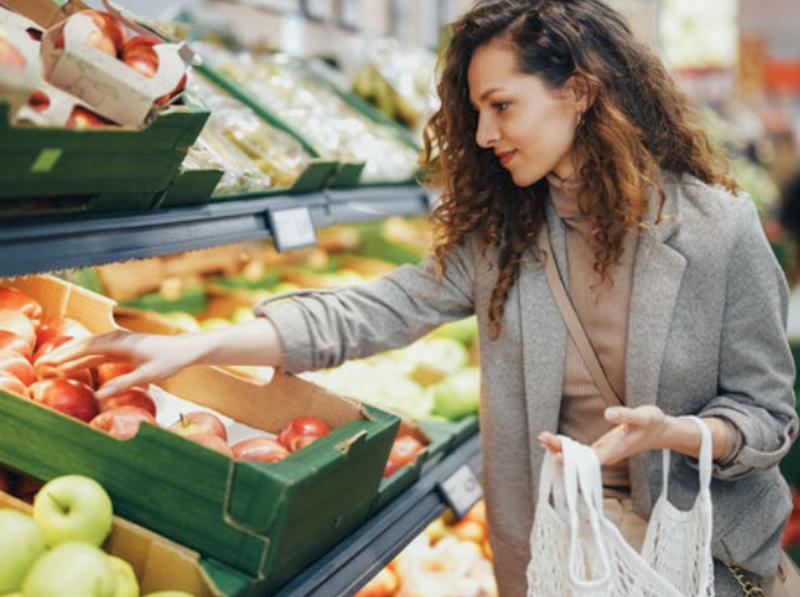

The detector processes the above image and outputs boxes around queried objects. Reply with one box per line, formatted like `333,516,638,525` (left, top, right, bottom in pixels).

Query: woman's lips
498,150,517,166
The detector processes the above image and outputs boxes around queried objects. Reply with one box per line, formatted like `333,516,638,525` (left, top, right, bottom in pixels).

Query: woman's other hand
538,405,735,463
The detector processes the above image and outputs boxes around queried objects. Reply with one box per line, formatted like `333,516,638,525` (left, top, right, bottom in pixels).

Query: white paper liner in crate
147,382,278,445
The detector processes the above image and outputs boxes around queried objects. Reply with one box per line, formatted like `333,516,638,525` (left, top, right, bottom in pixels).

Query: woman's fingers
538,432,565,464
96,363,160,399
38,331,130,367
604,405,663,428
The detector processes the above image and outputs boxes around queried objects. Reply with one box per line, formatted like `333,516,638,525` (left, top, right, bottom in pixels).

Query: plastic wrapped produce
196,43,419,183
345,37,439,133
186,72,310,194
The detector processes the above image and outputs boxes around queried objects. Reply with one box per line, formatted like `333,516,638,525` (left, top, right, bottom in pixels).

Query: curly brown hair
422,0,737,339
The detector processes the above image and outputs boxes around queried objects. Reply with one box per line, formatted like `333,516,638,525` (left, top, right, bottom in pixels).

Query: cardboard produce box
0,275,400,592
0,489,221,596
0,1,208,212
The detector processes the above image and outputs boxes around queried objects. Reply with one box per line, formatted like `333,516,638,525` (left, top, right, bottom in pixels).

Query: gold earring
577,112,583,126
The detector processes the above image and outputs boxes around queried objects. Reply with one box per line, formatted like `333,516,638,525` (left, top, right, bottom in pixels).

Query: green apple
108,555,139,597
432,367,481,420
0,509,47,593
33,475,113,547
163,312,201,332
22,542,115,597
230,306,256,325
199,317,230,331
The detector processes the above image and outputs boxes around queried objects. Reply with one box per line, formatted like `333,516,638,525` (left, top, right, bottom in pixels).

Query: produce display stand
0,182,486,596
0,186,430,276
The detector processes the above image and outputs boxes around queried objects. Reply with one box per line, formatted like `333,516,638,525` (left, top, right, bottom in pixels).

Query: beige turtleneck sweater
547,174,637,492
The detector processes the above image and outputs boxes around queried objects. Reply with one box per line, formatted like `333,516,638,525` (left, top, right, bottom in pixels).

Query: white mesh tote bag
527,434,701,596
640,415,715,596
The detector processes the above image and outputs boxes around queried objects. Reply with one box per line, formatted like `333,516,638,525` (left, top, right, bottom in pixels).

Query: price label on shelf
267,207,317,252
438,464,483,519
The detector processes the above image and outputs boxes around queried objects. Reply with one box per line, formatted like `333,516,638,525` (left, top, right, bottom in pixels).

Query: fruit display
1,5,189,129
354,500,496,597
345,37,439,134
0,474,193,597
195,42,420,183
184,72,311,195
0,283,342,463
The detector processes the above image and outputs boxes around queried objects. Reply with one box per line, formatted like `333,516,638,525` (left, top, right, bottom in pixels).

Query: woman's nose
475,113,499,148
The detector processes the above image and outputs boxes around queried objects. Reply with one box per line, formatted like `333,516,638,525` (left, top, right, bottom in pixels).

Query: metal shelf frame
0,185,430,276
276,432,482,597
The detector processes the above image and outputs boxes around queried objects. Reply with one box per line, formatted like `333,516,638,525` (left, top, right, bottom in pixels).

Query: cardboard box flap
2,274,116,333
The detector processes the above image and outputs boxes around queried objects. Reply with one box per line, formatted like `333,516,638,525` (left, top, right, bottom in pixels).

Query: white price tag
268,207,317,252
438,464,483,519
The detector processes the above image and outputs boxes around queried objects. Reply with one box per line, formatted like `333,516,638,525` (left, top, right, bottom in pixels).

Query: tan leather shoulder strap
537,226,622,407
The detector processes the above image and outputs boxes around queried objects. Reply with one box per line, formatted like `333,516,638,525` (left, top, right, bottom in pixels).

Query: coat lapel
627,179,687,512
518,202,569,477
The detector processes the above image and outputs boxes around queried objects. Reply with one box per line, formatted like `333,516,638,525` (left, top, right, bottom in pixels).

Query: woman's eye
493,102,510,112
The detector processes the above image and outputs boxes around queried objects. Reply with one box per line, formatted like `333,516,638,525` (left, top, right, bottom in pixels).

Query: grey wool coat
258,172,798,596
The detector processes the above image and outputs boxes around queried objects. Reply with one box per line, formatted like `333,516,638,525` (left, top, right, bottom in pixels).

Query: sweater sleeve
695,196,798,479
254,239,476,373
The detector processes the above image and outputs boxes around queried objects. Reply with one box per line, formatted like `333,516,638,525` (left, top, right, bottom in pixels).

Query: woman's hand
38,318,284,399
37,330,198,398
538,405,736,463
539,405,670,465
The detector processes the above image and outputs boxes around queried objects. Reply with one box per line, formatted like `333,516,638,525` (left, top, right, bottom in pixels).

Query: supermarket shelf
276,432,482,597
0,186,430,276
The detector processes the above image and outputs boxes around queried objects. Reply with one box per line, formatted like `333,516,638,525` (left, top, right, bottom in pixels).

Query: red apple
125,53,157,77
98,388,156,417
28,89,50,112
0,37,25,69
0,330,33,359
29,378,98,422
121,35,159,77
55,10,126,57
183,432,232,456
66,106,112,129
168,411,227,442
0,350,36,387
90,406,155,440
0,310,36,355
278,416,330,452
0,372,28,398
155,72,186,106
383,435,425,478
95,361,133,386
36,317,90,349
231,437,289,463
0,288,43,325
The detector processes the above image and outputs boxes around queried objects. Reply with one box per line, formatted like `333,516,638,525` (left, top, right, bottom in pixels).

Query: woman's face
468,39,582,187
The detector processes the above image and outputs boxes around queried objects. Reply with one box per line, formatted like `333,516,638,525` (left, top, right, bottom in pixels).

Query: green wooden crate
0,96,209,210
370,422,450,515
0,381,399,590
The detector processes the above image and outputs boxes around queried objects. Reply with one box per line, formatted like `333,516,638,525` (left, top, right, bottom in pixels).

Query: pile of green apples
0,474,192,597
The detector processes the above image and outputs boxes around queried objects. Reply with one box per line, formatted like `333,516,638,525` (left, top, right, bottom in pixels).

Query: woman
44,0,797,594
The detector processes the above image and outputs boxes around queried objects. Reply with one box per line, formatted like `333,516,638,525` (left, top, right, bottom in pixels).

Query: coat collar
626,175,687,512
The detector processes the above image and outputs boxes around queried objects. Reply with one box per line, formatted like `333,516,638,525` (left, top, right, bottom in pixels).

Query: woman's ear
565,74,596,115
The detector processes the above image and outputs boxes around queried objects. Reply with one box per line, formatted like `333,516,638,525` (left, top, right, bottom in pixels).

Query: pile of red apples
20,9,186,128
0,286,330,464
